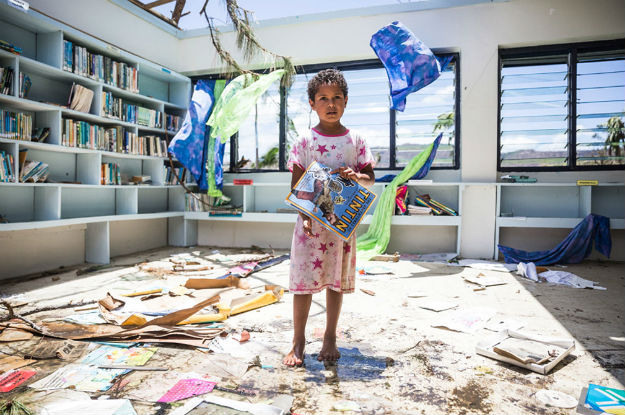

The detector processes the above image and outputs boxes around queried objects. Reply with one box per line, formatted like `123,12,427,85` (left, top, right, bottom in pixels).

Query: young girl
284,69,375,366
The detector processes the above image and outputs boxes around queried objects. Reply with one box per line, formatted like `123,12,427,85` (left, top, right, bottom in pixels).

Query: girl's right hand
301,215,314,237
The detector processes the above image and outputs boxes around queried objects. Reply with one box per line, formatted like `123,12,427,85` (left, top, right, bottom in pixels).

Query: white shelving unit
0,3,190,265
186,181,464,254
494,182,625,259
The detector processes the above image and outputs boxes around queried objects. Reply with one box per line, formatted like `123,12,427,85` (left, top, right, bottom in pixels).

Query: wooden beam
144,0,176,9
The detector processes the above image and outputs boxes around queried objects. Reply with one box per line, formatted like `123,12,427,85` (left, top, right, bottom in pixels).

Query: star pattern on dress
343,244,351,253
314,232,320,238
297,233,309,245
329,242,335,247
336,153,343,160
313,281,319,286
316,144,328,155
292,145,299,157
331,144,336,150
294,281,308,291
319,243,328,253
312,257,323,269
359,146,366,157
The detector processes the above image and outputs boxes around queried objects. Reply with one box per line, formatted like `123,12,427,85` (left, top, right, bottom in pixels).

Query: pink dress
287,128,375,294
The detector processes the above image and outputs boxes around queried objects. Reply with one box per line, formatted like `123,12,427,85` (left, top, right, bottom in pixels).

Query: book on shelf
19,72,31,98
165,166,188,185
0,110,32,140
0,39,22,55
31,127,50,143
0,150,15,182
233,178,253,185
20,160,49,183
131,175,151,185
414,194,457,216
0,66,14,95
406,205,432,215
68,83,94,113
285,161,377,242
166,114,182,132
407,179,433,185
101,162,121,185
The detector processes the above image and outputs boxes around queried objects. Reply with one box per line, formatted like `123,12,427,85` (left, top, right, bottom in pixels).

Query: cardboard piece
476,330,575,374
185,275,248,290
0,355,36,373
462,271,507,288
0,327,33,342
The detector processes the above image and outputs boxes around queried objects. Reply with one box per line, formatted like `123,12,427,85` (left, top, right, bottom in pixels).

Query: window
235,82,281,170
499,40,625,170
199,54,459,172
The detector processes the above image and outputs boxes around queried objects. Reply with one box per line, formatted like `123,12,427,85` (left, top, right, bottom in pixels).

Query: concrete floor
0,246,623,414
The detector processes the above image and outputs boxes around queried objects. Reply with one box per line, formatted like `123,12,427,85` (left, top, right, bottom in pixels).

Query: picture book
285,161,376,242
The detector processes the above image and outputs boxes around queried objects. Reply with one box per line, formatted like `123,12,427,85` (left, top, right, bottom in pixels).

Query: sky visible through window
147,0,424,30
500,57,624,168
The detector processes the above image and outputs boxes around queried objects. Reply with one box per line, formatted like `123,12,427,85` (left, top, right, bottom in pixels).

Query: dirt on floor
0,246,623,414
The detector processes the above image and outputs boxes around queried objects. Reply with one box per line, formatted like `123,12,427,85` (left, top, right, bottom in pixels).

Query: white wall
26,0,182,71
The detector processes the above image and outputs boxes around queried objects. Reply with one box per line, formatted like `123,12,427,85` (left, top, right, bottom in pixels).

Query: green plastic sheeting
356,139,438,259
205,80,226,197
208,69,285,142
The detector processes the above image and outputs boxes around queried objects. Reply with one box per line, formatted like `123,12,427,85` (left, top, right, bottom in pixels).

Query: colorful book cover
585,383,625,414
285,161,376,242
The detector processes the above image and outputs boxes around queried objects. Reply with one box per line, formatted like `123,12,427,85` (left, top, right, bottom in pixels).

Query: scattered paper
158,378,216,403
453,259,516,273
462,270,507,287
0,369,36,392
56,340,89,361
81,345,157,366
39,398,137,415
535,389,578,409
29,364,126,392
494,337,566,364
485,318,524,332
540,270,605,290
123,371,206,402
333,400,361,411
63,311,108,325
433,307,496,333
584,383,625,414
418,298,458,312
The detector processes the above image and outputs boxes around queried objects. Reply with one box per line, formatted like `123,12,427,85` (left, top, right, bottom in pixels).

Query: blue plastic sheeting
167,80,217,190
498,214,612,265
370,21,452,112
376,133,442,183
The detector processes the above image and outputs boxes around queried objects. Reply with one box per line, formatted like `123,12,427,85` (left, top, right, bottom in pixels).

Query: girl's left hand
331,167,361,182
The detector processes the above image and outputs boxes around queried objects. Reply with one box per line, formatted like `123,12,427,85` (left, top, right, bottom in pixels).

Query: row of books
414,194,458,216
1,67,13,95
165,166,188,185
141,135,169,157
19,73,31,99
101,162,122,185
101,92,163,128
0,150,15,182
0,110,32,140
63,40,139,93
0,39,22,55
166,114,182,132
184,193,242,216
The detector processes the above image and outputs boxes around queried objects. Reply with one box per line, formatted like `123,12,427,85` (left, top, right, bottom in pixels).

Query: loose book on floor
285,161,376,242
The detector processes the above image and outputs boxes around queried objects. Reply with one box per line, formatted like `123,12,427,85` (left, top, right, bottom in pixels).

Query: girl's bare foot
318,335,340,361
283,340,305,366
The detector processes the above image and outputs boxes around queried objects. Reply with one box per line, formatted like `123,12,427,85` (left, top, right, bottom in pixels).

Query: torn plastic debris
516,263,606,290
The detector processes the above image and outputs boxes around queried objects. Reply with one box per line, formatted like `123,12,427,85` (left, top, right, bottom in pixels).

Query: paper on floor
432,307,496,333
39,398,137,415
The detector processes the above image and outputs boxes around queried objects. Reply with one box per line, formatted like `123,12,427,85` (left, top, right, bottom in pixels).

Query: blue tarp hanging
167,80,217,191
376,133,443,182
498,214,612,265
370,21,452,112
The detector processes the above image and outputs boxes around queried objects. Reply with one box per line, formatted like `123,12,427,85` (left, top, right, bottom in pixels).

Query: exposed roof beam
144,0,176,9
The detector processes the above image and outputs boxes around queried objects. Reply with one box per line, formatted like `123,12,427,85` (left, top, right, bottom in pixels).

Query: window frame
191,52,461,172
498,39,625,172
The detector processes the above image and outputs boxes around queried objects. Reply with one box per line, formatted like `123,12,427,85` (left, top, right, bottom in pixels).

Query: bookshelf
0,3,190,269
185,180,464,254
494,183,625,259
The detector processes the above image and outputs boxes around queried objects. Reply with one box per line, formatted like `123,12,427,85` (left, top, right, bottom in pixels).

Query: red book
233,179,253,185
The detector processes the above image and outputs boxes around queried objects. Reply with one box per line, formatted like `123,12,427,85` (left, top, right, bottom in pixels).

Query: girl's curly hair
307,69,348,102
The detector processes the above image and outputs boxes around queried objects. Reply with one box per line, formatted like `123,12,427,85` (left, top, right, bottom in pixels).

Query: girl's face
309,84,348,125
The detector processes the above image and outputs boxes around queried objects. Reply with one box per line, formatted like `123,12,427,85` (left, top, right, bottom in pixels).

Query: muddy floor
0,246,623,414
